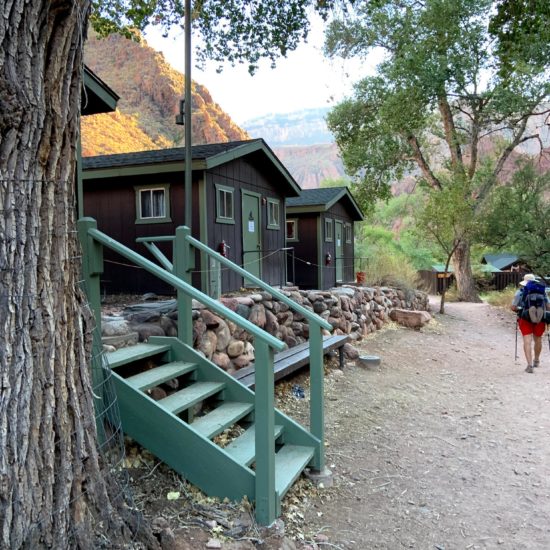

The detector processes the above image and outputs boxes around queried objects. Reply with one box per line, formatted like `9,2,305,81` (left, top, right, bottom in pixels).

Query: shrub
481,286,517,309
363,252,421,291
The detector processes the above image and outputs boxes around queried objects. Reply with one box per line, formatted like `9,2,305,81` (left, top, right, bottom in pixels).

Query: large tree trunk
451,240,481,302
0,2,155,548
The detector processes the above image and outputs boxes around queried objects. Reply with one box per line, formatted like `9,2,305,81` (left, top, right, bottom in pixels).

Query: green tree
0,1,339,546
479,162,550,275
319,176,349,188
415,178,478,312
325,0,550,301
489,0,550,73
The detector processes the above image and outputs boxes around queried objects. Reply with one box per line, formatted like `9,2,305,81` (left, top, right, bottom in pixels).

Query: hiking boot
525,364,534,373
533,360,540,368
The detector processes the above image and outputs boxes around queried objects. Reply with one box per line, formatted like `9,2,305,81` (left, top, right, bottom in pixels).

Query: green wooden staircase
106,337,317,513
78,218,333,525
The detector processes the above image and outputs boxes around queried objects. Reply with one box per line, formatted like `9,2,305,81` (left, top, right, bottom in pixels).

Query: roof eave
205,139,301,196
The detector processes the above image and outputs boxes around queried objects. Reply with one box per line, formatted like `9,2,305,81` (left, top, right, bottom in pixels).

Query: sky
144,14,377,124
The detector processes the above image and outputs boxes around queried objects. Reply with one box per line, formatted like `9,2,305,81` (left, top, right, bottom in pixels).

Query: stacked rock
101,285,429,374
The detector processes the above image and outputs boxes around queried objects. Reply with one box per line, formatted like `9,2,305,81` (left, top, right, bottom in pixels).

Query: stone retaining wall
102,285,429,375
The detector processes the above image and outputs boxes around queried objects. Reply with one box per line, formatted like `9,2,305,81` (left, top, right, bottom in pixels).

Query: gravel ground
123,297,550,549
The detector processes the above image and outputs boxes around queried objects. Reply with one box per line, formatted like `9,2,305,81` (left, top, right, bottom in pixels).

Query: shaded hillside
84,31,248,149
273,144,346,189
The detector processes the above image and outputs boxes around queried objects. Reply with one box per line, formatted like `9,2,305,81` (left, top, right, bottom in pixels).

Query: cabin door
335,221,343,283
241,191,261,284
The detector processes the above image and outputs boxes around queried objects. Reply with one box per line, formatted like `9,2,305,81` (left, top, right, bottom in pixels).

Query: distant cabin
481,253,524,272
82,139,301,296
285,187,364,290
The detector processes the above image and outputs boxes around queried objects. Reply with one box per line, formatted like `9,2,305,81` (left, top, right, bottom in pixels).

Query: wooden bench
234,334,351,390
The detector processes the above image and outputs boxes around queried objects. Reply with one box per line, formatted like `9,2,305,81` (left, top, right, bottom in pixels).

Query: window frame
215,183,235,225
324,217,333,242
267,198,281,229
345,222,353,243
135,184,171,224
286,218,298,242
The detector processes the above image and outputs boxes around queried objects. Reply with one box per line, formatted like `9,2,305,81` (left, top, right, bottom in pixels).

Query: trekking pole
515,318,519,361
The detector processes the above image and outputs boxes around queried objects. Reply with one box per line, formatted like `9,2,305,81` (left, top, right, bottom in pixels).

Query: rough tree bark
0,1,155,548
451,240,482,303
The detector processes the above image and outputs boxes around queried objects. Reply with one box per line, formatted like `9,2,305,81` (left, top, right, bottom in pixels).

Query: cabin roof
286,187,364,220
82,138,301,196
82,66,119,115
482,253,519,270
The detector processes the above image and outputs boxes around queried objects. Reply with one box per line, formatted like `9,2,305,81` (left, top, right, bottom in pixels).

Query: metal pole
184,0,193,229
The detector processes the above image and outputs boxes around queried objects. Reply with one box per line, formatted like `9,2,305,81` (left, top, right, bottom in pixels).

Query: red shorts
518,318,546,337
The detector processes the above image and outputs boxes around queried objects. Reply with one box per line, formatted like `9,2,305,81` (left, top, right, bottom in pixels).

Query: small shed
82,139,301,295
481,253,524,272
285,187,364,290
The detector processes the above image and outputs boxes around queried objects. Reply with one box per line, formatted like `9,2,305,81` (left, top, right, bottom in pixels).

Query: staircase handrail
184,234,333,332
136,233,332,332
83,222,285,353
136,229,331,472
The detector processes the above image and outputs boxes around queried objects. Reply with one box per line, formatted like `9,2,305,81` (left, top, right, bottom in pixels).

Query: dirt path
291,298,550,550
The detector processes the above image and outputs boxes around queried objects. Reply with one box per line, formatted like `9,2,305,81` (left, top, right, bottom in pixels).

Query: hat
519,273,537,286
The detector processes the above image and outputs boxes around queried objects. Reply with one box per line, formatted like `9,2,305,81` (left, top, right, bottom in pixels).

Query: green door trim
335,220,343,283
241,190,262,284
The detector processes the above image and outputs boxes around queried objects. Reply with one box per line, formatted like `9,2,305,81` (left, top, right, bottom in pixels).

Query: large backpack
520,280,547,323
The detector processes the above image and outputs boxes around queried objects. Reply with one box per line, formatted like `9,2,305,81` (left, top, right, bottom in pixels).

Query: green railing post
174,226,193,345
309,327,325,471
254,339,276,525
77,217,106,440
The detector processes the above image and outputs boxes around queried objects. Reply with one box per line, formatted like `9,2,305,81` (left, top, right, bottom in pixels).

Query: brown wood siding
288,214,319,289
205,155,287,293
84,151,292,295
83,172,198,295
288,201,357,290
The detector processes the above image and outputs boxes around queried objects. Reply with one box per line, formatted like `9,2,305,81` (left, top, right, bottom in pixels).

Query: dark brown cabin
82,139,301,296
285,187,364,290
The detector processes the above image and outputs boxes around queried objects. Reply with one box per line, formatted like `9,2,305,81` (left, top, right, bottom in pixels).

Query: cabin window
135,185,171,224
324,218,333,242
267,199,280,229
215,184,235,224
345,223,353,243
286,219,298,241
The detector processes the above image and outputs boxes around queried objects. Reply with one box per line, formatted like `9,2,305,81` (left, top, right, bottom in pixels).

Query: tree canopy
479,162,550,275
91,0,352,72
324,0,550,299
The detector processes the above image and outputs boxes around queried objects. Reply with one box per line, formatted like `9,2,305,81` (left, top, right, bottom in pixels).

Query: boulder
101,318,131,337
215,319,232,351
192,318,207,346
159,315,178,337
198,330,217,359
389,308,432,329
102,332,139,349
249,304,266,328
130,323,166,342
212,352,231,370
264,309,279,334
227,339,245,358
201,310,222,329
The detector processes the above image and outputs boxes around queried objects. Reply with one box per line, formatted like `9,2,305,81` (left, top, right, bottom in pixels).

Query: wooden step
224,424,284,467
125,361,197,391
106,343,172,369
192,402,254,440
158,381,226,415
275,445,315,498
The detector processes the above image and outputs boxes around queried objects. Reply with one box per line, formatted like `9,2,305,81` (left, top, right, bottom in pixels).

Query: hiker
511,274,549,373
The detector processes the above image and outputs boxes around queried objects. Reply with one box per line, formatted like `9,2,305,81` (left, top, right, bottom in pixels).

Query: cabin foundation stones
101,285,429,374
